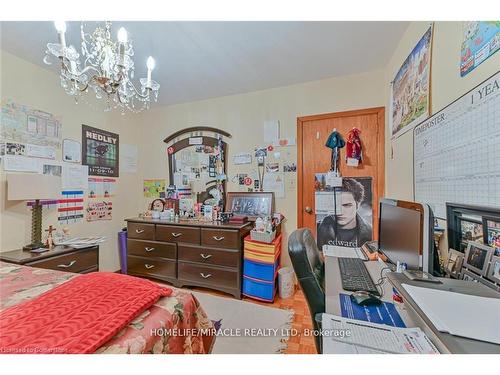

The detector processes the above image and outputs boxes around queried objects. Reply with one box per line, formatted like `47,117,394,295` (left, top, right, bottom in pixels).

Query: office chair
288,228,325,353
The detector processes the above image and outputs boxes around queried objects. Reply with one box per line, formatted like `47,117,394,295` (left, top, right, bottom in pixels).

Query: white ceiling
0,21,408,106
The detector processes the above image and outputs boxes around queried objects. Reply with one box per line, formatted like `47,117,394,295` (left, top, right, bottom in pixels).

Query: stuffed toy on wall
346,127,362,165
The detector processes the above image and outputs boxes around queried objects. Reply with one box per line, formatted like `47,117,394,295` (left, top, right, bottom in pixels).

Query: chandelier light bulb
117,27,128,43
54,21,67,33
146,56,156,71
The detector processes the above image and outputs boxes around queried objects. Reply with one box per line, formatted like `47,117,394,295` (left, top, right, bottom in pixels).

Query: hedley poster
82,124,119,177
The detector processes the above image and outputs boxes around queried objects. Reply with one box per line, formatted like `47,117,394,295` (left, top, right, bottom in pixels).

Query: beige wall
383,21,500,256
0,49,143,270
384,21,500,200
134,69,387,266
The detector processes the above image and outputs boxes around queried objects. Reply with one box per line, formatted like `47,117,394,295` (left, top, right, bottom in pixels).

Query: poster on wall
63,139,82,163
120,143,138,173
390,26,433,139
460,21,500,77
0,100,62,149
88,177,117,198
86,201,112,221
316,176,373,250
263,173,285,198
82,124,119,177
58,190,84,224
143,179,166,198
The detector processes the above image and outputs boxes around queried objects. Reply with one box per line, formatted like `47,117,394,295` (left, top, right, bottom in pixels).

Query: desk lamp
7,173,61,250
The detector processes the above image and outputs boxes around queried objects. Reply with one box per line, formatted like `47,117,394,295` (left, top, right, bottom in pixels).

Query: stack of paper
402,284,500,345
56,237,107,249
322,245,366,260
321,314,439,354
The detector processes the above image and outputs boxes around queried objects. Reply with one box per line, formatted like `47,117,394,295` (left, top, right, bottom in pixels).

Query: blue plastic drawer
242,276,277,302
243,257,279,282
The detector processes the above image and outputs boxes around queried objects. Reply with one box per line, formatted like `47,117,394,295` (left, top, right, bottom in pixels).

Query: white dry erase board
414,71,500,219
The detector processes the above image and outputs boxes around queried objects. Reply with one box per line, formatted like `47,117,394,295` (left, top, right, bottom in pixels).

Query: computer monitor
378,198,437,274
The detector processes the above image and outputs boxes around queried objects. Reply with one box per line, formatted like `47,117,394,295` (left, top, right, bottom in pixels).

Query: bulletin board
413,71,500,219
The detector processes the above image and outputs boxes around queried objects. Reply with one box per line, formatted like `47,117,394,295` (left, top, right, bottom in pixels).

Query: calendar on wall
414,71,500,219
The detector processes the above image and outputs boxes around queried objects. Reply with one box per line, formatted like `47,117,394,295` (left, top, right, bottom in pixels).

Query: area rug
192,291,294,354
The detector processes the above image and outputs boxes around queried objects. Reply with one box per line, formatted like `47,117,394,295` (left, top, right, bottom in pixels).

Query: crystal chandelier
44,21,160,113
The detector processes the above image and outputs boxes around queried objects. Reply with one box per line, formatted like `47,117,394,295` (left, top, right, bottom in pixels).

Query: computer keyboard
338,257,380,295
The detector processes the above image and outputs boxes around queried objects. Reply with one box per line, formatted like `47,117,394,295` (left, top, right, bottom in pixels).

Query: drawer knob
135,229,145,234
212,236,225,241
145,264,155,269
200,273,212,279
57,260,76,268
145,247,155,252
171,232,182,238
200,253,212,259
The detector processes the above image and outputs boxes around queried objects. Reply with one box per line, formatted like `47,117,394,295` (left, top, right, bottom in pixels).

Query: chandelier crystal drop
44,21,160,113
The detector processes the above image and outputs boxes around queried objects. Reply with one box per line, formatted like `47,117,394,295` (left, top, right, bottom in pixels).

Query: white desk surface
323,255,500,354
324,255,413,323
323,255,416,353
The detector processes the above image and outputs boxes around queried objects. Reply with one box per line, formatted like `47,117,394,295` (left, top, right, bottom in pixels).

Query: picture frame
461,268,480,283
444,248,464,279
226,192,274,221
483,216,500,256
463,241,494,277
459,217,483,251
486,255,500,285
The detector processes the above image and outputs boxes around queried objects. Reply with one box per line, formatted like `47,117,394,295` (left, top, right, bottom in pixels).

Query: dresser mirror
164,127,231,207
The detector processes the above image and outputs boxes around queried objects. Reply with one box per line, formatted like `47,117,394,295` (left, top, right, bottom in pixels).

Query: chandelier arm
59,58,102,80
77,65,102,78
127,81,152,99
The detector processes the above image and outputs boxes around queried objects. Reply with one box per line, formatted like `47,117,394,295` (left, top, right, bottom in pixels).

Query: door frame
297,106,385,227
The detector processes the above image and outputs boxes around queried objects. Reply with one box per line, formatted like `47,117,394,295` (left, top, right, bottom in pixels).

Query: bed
0,261,214,354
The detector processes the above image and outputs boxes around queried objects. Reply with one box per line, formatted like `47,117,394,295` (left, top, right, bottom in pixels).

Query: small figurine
45,225,56,249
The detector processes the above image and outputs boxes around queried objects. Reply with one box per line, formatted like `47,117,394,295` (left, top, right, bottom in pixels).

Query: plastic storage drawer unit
243,255,280,282
242,276,277,302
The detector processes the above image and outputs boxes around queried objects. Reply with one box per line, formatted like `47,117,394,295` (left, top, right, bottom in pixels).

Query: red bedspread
0,272,172,354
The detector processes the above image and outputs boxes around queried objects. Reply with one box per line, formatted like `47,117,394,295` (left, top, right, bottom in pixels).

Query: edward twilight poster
82,125,119,177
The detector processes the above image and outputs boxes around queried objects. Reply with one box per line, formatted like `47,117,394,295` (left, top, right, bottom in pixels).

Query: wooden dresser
0,245,99,274
125,218,252,298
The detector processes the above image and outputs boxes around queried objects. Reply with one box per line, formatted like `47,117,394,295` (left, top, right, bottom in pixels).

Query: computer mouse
350,291,382,306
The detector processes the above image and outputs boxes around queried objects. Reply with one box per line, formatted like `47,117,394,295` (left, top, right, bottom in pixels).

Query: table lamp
7,173,61,250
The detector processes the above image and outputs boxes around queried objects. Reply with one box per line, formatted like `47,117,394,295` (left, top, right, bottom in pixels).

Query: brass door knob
305,206,313,214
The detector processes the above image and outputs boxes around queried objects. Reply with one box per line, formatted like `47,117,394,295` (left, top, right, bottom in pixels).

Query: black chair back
288,228,325,353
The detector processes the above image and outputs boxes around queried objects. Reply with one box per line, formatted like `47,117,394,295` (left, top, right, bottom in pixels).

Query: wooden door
297,107,385,241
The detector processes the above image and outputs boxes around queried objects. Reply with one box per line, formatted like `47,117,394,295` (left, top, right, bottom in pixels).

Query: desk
324,256,500,354
387,272,500,354
325,256,410,321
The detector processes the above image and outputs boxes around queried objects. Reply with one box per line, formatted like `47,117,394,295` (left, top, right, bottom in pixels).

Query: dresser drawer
156,225,200,244
178,244,239,268
28,247,98,273
128,239,177,260
127,255,176,280
178,262,239,289
128,222,155,240
201,228,239,249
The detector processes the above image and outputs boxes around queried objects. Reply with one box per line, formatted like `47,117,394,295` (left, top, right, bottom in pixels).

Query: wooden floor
190,285,317,354
246,287,317,354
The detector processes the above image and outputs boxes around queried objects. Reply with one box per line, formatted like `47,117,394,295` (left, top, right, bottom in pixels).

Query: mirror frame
164,127,231,208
